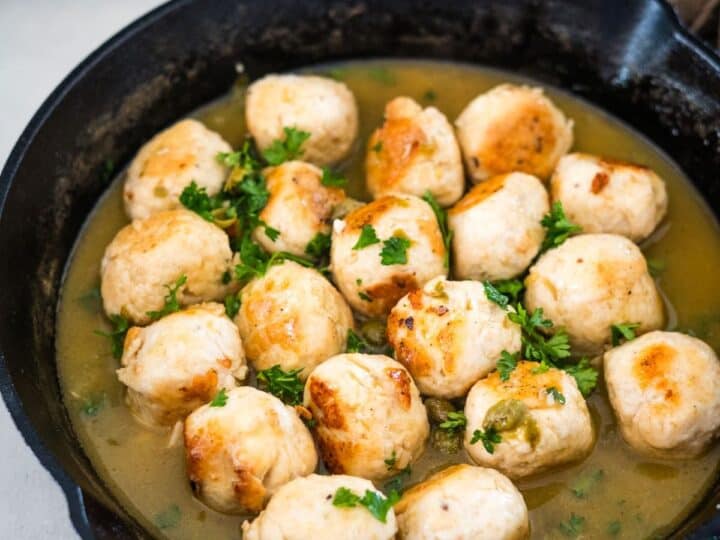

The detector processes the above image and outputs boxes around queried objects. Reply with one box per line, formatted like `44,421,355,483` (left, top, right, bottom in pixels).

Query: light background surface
0,1,165,537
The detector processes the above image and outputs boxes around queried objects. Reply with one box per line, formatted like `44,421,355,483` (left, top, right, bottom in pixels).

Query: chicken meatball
246,74,358,166
550,153,668,242
101,209,233,325
235,261,353,377
123,119,231,220
395,464,529,540
455,84,573,183
184,386,317,514
331,194,447,317
366,97,464,207
524,233,664,356
387,277,521,398
116,303,246,427
304,353,429,480
448,172,549,281
604,331,720,459
252,161,345,256
242,474,397,540
464,361,594,479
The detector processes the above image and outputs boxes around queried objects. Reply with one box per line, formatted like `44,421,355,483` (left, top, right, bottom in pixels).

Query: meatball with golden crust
366,97,464,207
304,353,429,481
388,277,521,399
184,386,317,514
123,119,232,220
455,84,573,183
330,194,447,317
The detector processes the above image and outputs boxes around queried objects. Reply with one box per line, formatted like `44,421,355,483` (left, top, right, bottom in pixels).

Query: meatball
550,153,668,242
246,74,358,166
304,353,429,480
448,172,549,281
116,303,246,427
395,464,529,540
123,119,231,220
235,261,353,377
524,233,664,356
604,331,720,459
253,161,345,256
387,277,521,398
331,194,447,317
464,361,594,479
242,474,397,540
100,209,234,325
184,386,317,514
455,84,573,183
366,97,464,207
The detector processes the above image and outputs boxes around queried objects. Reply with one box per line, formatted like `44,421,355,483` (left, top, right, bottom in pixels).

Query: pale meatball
448,172,549,281
101,209,233,325
525,233,664,356
464,361,594,479
604,331,720,459
395,464,529,540
116,303,246,427
304,353,429,480
366,97,464,206
123,119,231,220
235,261,353,377
242,474,397,540
253,161,345,256
246,74,358,166
184,386,317,514
455,84,573,183
388,277,521,398
550,153,668,242
331,194,447,317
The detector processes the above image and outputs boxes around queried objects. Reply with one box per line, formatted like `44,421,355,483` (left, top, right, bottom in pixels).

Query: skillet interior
0,0,719,537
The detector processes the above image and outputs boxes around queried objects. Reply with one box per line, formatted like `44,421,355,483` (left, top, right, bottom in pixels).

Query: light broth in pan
56,60,720,538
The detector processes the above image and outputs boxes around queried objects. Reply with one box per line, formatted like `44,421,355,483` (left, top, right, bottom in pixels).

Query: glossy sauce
56,60,720,539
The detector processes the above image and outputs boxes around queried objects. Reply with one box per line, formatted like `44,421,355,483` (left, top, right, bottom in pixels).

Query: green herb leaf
368,67,396,86
332,487,399,523
483,281,510,309
347,329,369,353
358,291,373,302
491,279,525,306
257,365,305,405
611,322,640,346
80,393,106,417
262,126,311,165
224,294,241,319
571,468,604,499
546,386,566,405
384,451,397,470
438,411,467,433
607,520,622,536
154,504,182,530
209,388,228,407
470,427,502,454
146,275,187,320
559,513,585,537
380,236,411,265
305,232,331,259
321,167,347,187
371,141,383,153
497,351,519,381
508,304,571,366
179,181,220,221
353,224,381,250
383,465,411,494
422,191,453,268
646,257,666,278
563,358,598,397
422,89,437,102
94,314,130,359
540,201,581,252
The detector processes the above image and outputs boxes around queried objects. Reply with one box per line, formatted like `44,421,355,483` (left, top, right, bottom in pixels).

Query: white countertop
0,1,165,537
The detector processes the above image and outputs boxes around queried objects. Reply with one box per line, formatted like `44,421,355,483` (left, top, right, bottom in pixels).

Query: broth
56,60,720,539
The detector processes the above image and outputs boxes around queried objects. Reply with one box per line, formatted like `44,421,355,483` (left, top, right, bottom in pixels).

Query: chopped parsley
221,270,232,284
353,224,381,250
559,513,585,537
262,126,311,165
646,257,666,277
384,451,397,470
564,358,599,397
422,89,437,102
508,304,571,365
178,181,219,222
470,427,502,454
332,487,399,523
546,386,566,405
358,291,373,302
610,322,640,346
305,232,331,259
607,520,622,536
80,393,106,417
146,275,187,320
256,365,305,405
224,294,241,319
438,411,467,433
422,191,453,268
321,167,347,187
234,234,315,285
94,314,130,359
540,201,581,252
571,468,604,499
371,141,383,153
154,504,182,530
346,329,369,353
380,236,411,265
383,465,411,494
491,279,525,307
483,281,511,309
209,388,228,407
497,350,519,381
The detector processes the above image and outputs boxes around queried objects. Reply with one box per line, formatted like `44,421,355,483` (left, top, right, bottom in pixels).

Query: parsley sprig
346,329,370,353
540,201,581,253
146,275,187,320
332,487,399,523
209,388,228,407
380,236,411,265
497,351,519,381
256,365,305,405
353,224,381,250
470,427,502,454
422,191,453,268
546,386,566,405
95,314,130,359
321,167,347,187
262,127,310,165
508,304,571,365
610,322,640,346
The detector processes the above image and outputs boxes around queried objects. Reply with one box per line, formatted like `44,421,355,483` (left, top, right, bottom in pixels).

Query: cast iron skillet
1,0,720,537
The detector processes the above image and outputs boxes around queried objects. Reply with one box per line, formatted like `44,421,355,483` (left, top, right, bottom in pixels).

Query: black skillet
1,0,719,537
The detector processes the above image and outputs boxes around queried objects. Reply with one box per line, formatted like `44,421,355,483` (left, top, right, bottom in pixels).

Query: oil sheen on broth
56,60,720,539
